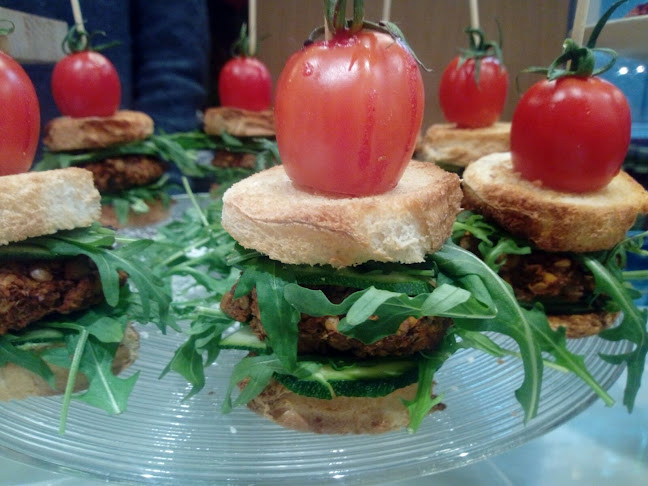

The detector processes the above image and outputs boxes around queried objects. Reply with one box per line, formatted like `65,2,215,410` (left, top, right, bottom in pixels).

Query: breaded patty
0,256,126,334
221,285,452,358
82,155,166,193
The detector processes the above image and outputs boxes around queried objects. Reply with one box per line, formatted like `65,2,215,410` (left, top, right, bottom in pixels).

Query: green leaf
73,337,140,415
581,254,648,412
248,261,300,371
0,339,55,386
403,334,458,432
431,240,544,422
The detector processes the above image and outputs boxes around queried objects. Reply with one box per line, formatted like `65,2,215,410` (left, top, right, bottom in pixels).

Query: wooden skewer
469,0,480,30
249,0,257,56
382,0,392,22
571,0,590,45
70,0,85,33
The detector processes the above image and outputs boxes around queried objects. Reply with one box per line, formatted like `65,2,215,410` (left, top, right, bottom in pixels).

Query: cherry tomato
274,30,424,196
218,56,272,111
0,51,40,175
51,51,121,117
438,56,508,128
511,76,630,193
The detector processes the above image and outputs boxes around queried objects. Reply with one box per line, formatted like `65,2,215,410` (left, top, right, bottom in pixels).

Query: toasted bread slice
416,122,511,168
0,168,101,246
245,379,443,434
43,110,154,151
204,106,275,138
100,198,172,229
462,153,648,252
222,161,463,268
0,324,139,401
548,311,620,339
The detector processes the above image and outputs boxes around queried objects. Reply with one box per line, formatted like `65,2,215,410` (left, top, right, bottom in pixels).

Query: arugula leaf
402,334,458,432
582,253,648,411
283,283,494,344
161,309,235,399
0,340,55,386
101,174,175,225
431,241,544,422
242,261,300,371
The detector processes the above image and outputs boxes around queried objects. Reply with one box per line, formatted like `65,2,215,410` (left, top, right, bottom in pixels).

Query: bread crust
43,110,154,151
222,161,463,267
204,106,275,138
0,168,101,246
100,198,172,229
416,122,511,168
0,324,139,401
462,153,648,252
548,311,619,339
245,379,443,434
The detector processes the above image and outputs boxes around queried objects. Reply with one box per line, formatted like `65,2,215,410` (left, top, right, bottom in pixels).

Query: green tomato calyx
458,25,505,85
0,19,15,37
61,25,119,54
522,0,627,81
307,0,431,71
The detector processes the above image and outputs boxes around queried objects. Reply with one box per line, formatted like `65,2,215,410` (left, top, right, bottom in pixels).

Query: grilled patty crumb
221,285,451,358
82,155,166,193
0,256,126,335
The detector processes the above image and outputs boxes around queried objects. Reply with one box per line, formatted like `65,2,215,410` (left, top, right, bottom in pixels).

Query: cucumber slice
292,263,435,295
275,359,419,399
219,327,268,352
220,328,420,399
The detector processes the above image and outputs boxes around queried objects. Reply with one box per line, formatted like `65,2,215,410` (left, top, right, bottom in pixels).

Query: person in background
3,0,211,138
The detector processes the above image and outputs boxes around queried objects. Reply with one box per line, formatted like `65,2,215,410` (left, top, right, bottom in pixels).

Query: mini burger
458,152,648,337
415,121,510,171
196,160,572,434
0,168,172,426
37,110,185,228
415,27,510,171
168,106,279,193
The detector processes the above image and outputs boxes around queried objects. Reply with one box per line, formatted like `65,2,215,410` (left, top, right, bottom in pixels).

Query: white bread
43,110,154,151
0,168,101,246
204,106,275,138
222,161,463,268
100,198,173,229
245,380,442,434
416,122,511,168
462,153,648,252
548,311,619,339
0,324,139,401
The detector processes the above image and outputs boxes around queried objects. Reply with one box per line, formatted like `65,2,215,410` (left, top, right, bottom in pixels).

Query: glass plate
0,196,633,485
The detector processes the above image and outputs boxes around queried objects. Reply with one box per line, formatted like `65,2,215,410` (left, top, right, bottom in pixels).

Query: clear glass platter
0,196,634,485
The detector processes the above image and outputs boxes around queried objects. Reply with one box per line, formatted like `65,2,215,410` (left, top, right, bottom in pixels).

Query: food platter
0,196,637,485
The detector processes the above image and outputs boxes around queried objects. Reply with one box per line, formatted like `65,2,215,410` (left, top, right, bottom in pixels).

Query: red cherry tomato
274,30,424,196
51,51,121,117
0,51,40,175
438,56,508,128
218,56,272,111
511,76,630,193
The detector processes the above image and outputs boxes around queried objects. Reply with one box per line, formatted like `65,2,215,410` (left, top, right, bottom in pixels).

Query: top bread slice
222,161,462,268
204,106,275,138
43,110,154,152
0,168,101,246
462,152,648,252
416,122,511,168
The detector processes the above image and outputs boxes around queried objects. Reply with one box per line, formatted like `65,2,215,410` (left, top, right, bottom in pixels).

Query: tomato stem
61,25,119,54
519,0,627,82
457,24,505,85
0,19,15,36
308,4,431,72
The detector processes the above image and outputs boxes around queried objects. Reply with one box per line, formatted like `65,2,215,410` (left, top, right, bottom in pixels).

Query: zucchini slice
275,359,419,399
